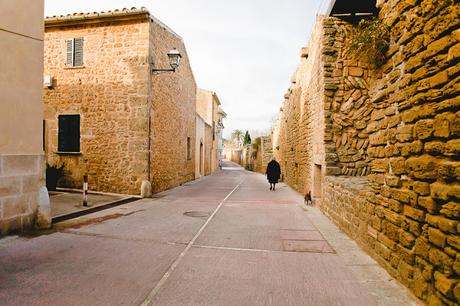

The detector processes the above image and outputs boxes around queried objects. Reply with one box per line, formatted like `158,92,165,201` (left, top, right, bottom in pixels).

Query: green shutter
66,39,74,66
74,38,84,66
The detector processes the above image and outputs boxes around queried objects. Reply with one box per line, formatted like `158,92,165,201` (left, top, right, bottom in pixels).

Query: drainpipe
147,55,152,183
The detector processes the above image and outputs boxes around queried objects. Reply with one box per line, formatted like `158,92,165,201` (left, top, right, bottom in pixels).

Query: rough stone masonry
271,0,460,305
43,8,196,195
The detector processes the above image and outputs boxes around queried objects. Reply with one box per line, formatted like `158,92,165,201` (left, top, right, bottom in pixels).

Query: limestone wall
272,18,326,196
150,19,197,193
195,115,205,178
272,1,459,304
259,136,273,174
44,11,197,195
204,124,212,176
44,20,151,195
362,1,459,304
0,0,44,235
238,137,273,174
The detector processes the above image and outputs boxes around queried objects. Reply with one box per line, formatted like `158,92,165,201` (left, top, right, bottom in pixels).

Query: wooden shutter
74,38,84,66
66,39,74,66
58,115,80,152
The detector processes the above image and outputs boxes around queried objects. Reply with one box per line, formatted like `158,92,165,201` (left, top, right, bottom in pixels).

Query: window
58,115,80,153
66,38,84,67
187,137,192,160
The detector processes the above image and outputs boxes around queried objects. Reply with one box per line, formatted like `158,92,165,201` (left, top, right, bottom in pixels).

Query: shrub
347,18,390,67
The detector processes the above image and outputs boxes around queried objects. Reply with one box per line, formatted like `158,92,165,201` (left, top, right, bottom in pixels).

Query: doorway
313,164,322,199
200,141,204,175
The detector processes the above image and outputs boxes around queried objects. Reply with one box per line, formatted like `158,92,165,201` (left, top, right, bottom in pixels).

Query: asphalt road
0,161,419,306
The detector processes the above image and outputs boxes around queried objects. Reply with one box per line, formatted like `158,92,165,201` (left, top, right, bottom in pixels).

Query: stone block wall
361,1,460,304
44,19,151,195
44,10,197,196
0,155,44,235
237,137,273,174
272,18,325,195
150,18,196,193
204,124,212,176
272,1,459,304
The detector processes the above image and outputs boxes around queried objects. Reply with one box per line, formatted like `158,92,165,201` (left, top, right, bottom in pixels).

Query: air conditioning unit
43,75,53,88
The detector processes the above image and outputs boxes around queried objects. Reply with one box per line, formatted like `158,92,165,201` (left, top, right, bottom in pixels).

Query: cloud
45,0,323,138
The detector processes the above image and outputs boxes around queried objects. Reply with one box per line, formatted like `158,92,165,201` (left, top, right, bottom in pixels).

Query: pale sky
45,0,331,138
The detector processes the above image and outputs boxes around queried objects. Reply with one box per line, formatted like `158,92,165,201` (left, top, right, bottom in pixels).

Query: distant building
0,1,45,235
43,8,197,195
216,108,227,169
196,89,224,176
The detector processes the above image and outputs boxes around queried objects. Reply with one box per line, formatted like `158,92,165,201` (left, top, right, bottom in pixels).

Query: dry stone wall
323,19,374,177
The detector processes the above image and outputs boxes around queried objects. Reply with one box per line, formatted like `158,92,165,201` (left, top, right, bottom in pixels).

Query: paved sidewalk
49,190,130,218
0,161,420,305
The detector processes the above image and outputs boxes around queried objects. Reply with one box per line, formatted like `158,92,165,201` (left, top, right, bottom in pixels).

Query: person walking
266,157,281,191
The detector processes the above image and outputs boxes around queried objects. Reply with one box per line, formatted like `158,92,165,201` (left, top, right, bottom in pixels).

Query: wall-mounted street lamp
151,48,182,73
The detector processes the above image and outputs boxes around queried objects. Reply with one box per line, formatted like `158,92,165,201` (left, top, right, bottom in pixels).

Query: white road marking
140,178,245,306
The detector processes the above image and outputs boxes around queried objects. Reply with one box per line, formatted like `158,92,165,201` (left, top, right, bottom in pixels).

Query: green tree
243,130,252,146
231,129,244,147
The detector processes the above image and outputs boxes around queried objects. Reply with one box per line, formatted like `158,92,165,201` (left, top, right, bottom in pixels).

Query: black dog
304,191,313,206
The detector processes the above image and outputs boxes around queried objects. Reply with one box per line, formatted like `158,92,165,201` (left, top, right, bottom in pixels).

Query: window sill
56,151,82,155
64,66,85,69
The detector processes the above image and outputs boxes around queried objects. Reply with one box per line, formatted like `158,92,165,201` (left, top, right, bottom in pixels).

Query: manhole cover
183,211,210,218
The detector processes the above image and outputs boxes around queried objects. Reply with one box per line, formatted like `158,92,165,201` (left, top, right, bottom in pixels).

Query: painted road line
140,178,245,306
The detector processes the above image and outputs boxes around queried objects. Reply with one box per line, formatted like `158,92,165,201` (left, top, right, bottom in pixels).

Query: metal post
83,175,88,207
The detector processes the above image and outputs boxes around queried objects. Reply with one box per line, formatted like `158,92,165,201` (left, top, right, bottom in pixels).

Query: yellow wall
0,0,44,154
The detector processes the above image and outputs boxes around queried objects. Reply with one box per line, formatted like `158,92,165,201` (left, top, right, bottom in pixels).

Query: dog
304,191,313,206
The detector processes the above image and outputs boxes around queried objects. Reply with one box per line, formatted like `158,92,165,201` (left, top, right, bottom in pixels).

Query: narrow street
0,162,418,306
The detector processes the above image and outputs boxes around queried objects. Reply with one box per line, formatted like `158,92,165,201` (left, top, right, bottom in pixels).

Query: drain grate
183,211,210,218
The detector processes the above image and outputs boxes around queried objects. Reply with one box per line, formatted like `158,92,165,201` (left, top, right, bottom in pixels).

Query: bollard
83,175,88,207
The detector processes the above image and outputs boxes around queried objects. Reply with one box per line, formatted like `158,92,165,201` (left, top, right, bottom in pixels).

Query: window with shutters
65,38,84,67
58,115,80,153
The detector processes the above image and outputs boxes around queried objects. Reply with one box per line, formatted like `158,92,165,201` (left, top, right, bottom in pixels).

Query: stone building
272,0,459,304
216,107,227,169
196,89,223,175
43,8,196,195
0,0,45,235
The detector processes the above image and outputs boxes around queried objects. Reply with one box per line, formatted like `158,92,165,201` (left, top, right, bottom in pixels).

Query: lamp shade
167,48,182,70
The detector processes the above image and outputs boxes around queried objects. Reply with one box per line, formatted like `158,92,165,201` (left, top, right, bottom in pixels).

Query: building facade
216,108,227,170
196,89,224,176
0,0,45,235
43,8,196,195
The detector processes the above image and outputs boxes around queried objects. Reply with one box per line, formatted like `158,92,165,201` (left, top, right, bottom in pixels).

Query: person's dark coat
266,160,281,184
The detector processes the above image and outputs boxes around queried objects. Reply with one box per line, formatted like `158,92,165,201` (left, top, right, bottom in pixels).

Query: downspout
147,23,152,183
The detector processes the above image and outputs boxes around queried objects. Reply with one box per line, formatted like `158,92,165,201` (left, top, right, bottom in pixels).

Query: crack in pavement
61,230,188,246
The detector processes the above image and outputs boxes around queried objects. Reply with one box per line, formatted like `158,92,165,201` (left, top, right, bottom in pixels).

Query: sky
45,0,331,138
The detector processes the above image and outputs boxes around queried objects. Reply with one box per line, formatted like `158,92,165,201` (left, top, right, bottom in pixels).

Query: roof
326,0,377,22
218,107,227,117
45,7,182,39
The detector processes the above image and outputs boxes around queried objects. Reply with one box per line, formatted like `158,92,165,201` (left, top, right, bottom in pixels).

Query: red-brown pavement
0,161,420,306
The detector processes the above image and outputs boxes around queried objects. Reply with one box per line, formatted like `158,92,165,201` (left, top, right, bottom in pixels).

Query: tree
231,129,244,147
243,130,252,146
